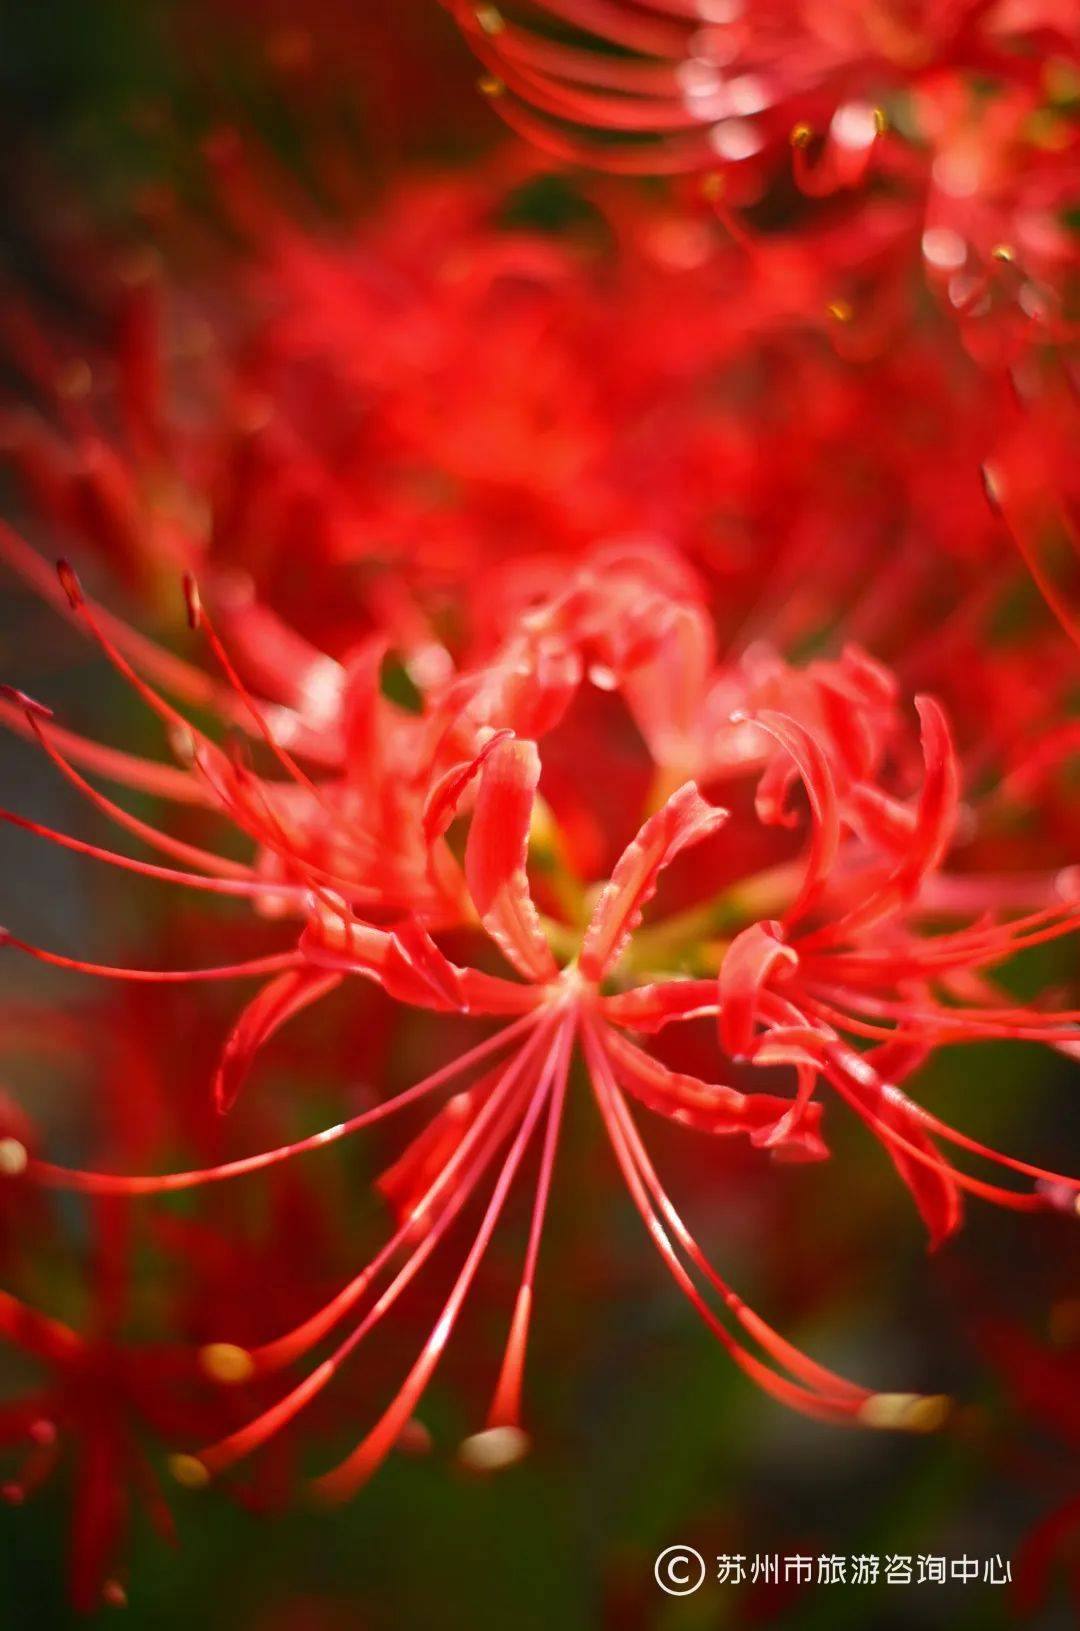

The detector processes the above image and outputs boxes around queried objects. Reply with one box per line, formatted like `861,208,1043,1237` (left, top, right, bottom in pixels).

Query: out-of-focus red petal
376,1085,487,1225
422,729,513,845
68,1431,128,1614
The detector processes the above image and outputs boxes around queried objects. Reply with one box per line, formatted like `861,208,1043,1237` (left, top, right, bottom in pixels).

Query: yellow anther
478,74,506,98
991,243,1016,263
872,106,889,135
859,1392,951,1433
199,1343,255,1385
168,1454,210,1489
826,299,854,324
790,121,814,148
167,723,198,767
701,172,725,200
475,4,505,34
458,1425,530,1472
0,1139,28,1177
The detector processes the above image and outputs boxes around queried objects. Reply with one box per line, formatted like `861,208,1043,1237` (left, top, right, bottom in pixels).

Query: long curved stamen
181,1014,564,1488
21,708,252,879
803,989,1080,1045
52,565,376,901
899,1094,1080,1190
200,747,356,912
43,569,354,907
492,28,684,95
589,1020,866,1401
0,805,310,905
457,0,689,60
482,1014,575,1436
474,92,720,173
0,522,254,724
28,1009,544,1196
308,1019,571,1503
47,567,357,912
184,579,381,871
181,1036,553,1480
27,690,420,920
0,931,303,985
55,560,246,772
823,1056,1057,1213
0,690,207,804
581,1022,878,1424
246,1014,561,1372
800,889,1080,976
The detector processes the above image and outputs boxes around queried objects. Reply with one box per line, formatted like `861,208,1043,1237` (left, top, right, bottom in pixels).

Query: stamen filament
29,1009,544,1195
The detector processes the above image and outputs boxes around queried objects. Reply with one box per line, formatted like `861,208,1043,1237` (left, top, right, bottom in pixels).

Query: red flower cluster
448,0,1079,225
3,144,1076,704
0,5,1077,1612
0,536,1076,1526
450,3,1080,442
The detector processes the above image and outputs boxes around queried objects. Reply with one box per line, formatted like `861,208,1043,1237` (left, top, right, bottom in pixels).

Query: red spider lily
4,143,1075,698
0,1192,208,1612
446,1,1080,410
446,0,1078,182
1,538,1077,1506
0,971,432,1601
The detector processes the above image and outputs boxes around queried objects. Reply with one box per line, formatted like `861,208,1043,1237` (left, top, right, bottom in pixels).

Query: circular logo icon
654,1545,707,1597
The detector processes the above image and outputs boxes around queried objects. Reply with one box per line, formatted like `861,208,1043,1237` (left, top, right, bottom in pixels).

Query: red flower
5,144,1074,677
0,1198,202,1612
448,0,1078,184
1,539,1076,1502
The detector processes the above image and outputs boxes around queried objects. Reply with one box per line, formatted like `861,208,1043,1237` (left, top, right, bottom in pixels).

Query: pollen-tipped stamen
583,1021,874,1425
307,1015,573,1503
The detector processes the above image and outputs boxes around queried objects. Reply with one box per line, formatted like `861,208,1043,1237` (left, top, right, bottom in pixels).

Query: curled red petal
464,737,556,983
805,695,960,946
718,920,799,1060
601,979,718,1032
897,696,960,898
579,781,727,981
301,916,539,1017
213,968,343,1114
744,710,840,926
422,729,514,845
603,1028,826,1159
